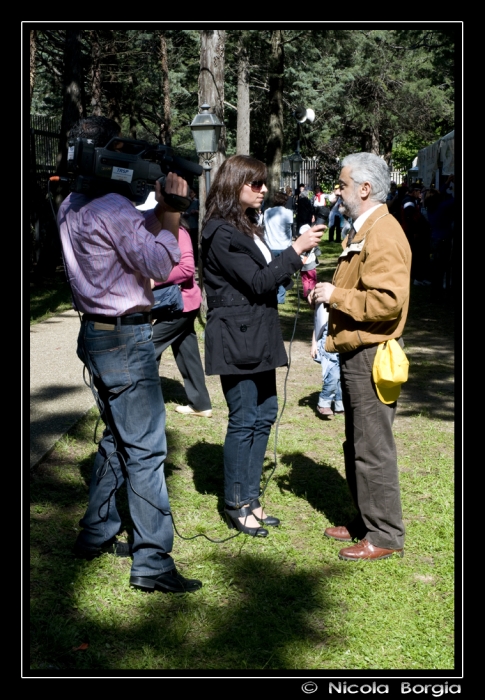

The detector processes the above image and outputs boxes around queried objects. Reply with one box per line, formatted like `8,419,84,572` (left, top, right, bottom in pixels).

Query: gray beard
339,199,361,220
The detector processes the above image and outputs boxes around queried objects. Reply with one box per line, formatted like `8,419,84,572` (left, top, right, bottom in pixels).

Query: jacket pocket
221,308,270,365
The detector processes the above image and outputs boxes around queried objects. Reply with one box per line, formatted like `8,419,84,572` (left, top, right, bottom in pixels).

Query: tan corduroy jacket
325,204,412,354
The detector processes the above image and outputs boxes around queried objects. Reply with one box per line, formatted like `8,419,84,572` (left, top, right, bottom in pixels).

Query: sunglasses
247,180,267,192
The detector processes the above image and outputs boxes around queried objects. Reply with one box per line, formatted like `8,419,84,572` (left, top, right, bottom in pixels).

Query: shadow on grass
31,440,352,672
159,375,188,405
186,441,225,515
274,452,356,527
30,550,344,672
185,439,355,533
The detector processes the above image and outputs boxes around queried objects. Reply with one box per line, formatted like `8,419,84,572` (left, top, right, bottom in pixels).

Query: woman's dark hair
203,155,267,237
272,191,288,207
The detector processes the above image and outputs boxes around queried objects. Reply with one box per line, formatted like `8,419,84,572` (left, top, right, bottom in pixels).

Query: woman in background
263,191,294,304
151,224,212,418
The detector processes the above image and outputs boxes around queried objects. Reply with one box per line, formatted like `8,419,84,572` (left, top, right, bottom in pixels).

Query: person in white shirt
263,191,295,303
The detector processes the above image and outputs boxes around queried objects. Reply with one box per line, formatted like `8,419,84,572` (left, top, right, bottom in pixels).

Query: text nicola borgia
328,683,461,696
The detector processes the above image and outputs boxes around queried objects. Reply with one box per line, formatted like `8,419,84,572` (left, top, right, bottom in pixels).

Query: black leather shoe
74,537,132,560
130,568,202,593
250,498,280,527
224,505,268,537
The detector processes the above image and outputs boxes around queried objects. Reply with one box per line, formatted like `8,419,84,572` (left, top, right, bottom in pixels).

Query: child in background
311,301,344,418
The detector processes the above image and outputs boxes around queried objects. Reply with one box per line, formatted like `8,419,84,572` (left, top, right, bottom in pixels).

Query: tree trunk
198,29,226,190
42,30,85,277
159,30,172,146
57,29,85,178
266,30,285,203
198,29,226,318
371,128,380,155
102,30,121,125
236,32,250,155
383,137,393,166
90,30,102,116
30,30,36,106
128,74,138,140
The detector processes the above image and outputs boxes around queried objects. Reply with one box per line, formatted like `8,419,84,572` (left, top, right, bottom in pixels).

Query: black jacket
201,218,303,375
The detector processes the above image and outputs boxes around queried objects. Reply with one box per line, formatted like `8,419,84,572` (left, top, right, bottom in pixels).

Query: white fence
280,158,318,191
279,157,406,191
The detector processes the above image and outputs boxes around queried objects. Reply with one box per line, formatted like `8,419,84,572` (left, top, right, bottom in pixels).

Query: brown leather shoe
324,525,353,542
338,538,404,561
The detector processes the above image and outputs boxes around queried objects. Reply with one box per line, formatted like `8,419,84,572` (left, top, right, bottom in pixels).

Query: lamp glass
190,107,223,156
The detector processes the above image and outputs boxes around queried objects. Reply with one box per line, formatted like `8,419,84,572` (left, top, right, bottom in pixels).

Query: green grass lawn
29,245,456,673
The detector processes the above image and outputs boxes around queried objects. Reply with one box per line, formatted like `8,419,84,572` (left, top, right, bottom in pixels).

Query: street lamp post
189,104,224,317
286,107,315,193
190,103,223,195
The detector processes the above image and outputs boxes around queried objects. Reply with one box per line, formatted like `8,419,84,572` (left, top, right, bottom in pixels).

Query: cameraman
57,116,202,594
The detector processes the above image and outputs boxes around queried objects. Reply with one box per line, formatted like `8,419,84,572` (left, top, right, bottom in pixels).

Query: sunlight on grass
30,275,455,672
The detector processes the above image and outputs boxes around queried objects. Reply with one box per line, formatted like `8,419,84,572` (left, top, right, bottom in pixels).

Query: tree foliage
29,27,457,182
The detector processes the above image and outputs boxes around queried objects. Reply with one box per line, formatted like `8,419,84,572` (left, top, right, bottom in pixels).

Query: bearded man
311,152,412,561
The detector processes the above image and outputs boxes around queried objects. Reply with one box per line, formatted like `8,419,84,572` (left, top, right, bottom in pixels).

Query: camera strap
162,189,191,212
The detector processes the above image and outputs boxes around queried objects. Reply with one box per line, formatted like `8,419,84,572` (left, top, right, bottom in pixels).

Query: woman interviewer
201,155,324,537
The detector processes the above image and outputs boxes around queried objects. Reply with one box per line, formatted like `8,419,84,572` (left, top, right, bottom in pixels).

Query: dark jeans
328,220,342,243
76,319,175,576
340,343,405,550
152,310,212,412
220,370,278,508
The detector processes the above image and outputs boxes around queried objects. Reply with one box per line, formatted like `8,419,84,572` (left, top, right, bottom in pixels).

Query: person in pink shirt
151,225,212,417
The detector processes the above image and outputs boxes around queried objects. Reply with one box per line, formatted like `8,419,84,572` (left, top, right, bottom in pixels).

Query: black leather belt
206,295,249,308
83,312,152,326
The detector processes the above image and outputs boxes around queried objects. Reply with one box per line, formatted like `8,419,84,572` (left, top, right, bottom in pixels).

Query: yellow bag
372,339,409,404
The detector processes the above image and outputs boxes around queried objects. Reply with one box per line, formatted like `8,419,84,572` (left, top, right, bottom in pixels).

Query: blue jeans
220,371,278,508
315,337,343,411
271,249,289,304
76,319,175,576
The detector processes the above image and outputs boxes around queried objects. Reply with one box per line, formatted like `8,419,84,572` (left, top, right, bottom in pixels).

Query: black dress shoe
130,567,203,593
250,498,280,527
74,537,132,560
224,505,268,537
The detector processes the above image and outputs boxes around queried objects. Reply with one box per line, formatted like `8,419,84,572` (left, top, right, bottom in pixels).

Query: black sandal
224,505,268,537
250,498,280,527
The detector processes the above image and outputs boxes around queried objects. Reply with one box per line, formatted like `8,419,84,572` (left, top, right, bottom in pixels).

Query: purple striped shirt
57,192,181,315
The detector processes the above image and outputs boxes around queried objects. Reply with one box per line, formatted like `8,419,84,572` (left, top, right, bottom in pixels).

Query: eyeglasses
246,181,267,192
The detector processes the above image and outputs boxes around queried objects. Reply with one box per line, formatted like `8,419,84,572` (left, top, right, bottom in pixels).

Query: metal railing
280,158,406,191
30,114,61,186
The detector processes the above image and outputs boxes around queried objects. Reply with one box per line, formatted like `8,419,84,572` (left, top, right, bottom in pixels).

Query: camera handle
161,190,191,212
157,177,191,212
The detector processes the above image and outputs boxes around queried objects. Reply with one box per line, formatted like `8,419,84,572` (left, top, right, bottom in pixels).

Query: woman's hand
292,224,326,256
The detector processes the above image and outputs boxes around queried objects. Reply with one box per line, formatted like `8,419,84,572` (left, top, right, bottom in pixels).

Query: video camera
66,136,203,210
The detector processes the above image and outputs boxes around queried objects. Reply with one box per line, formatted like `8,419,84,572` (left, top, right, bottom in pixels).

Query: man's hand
155,173,188,212
314,281,335,305
154,173,189,242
